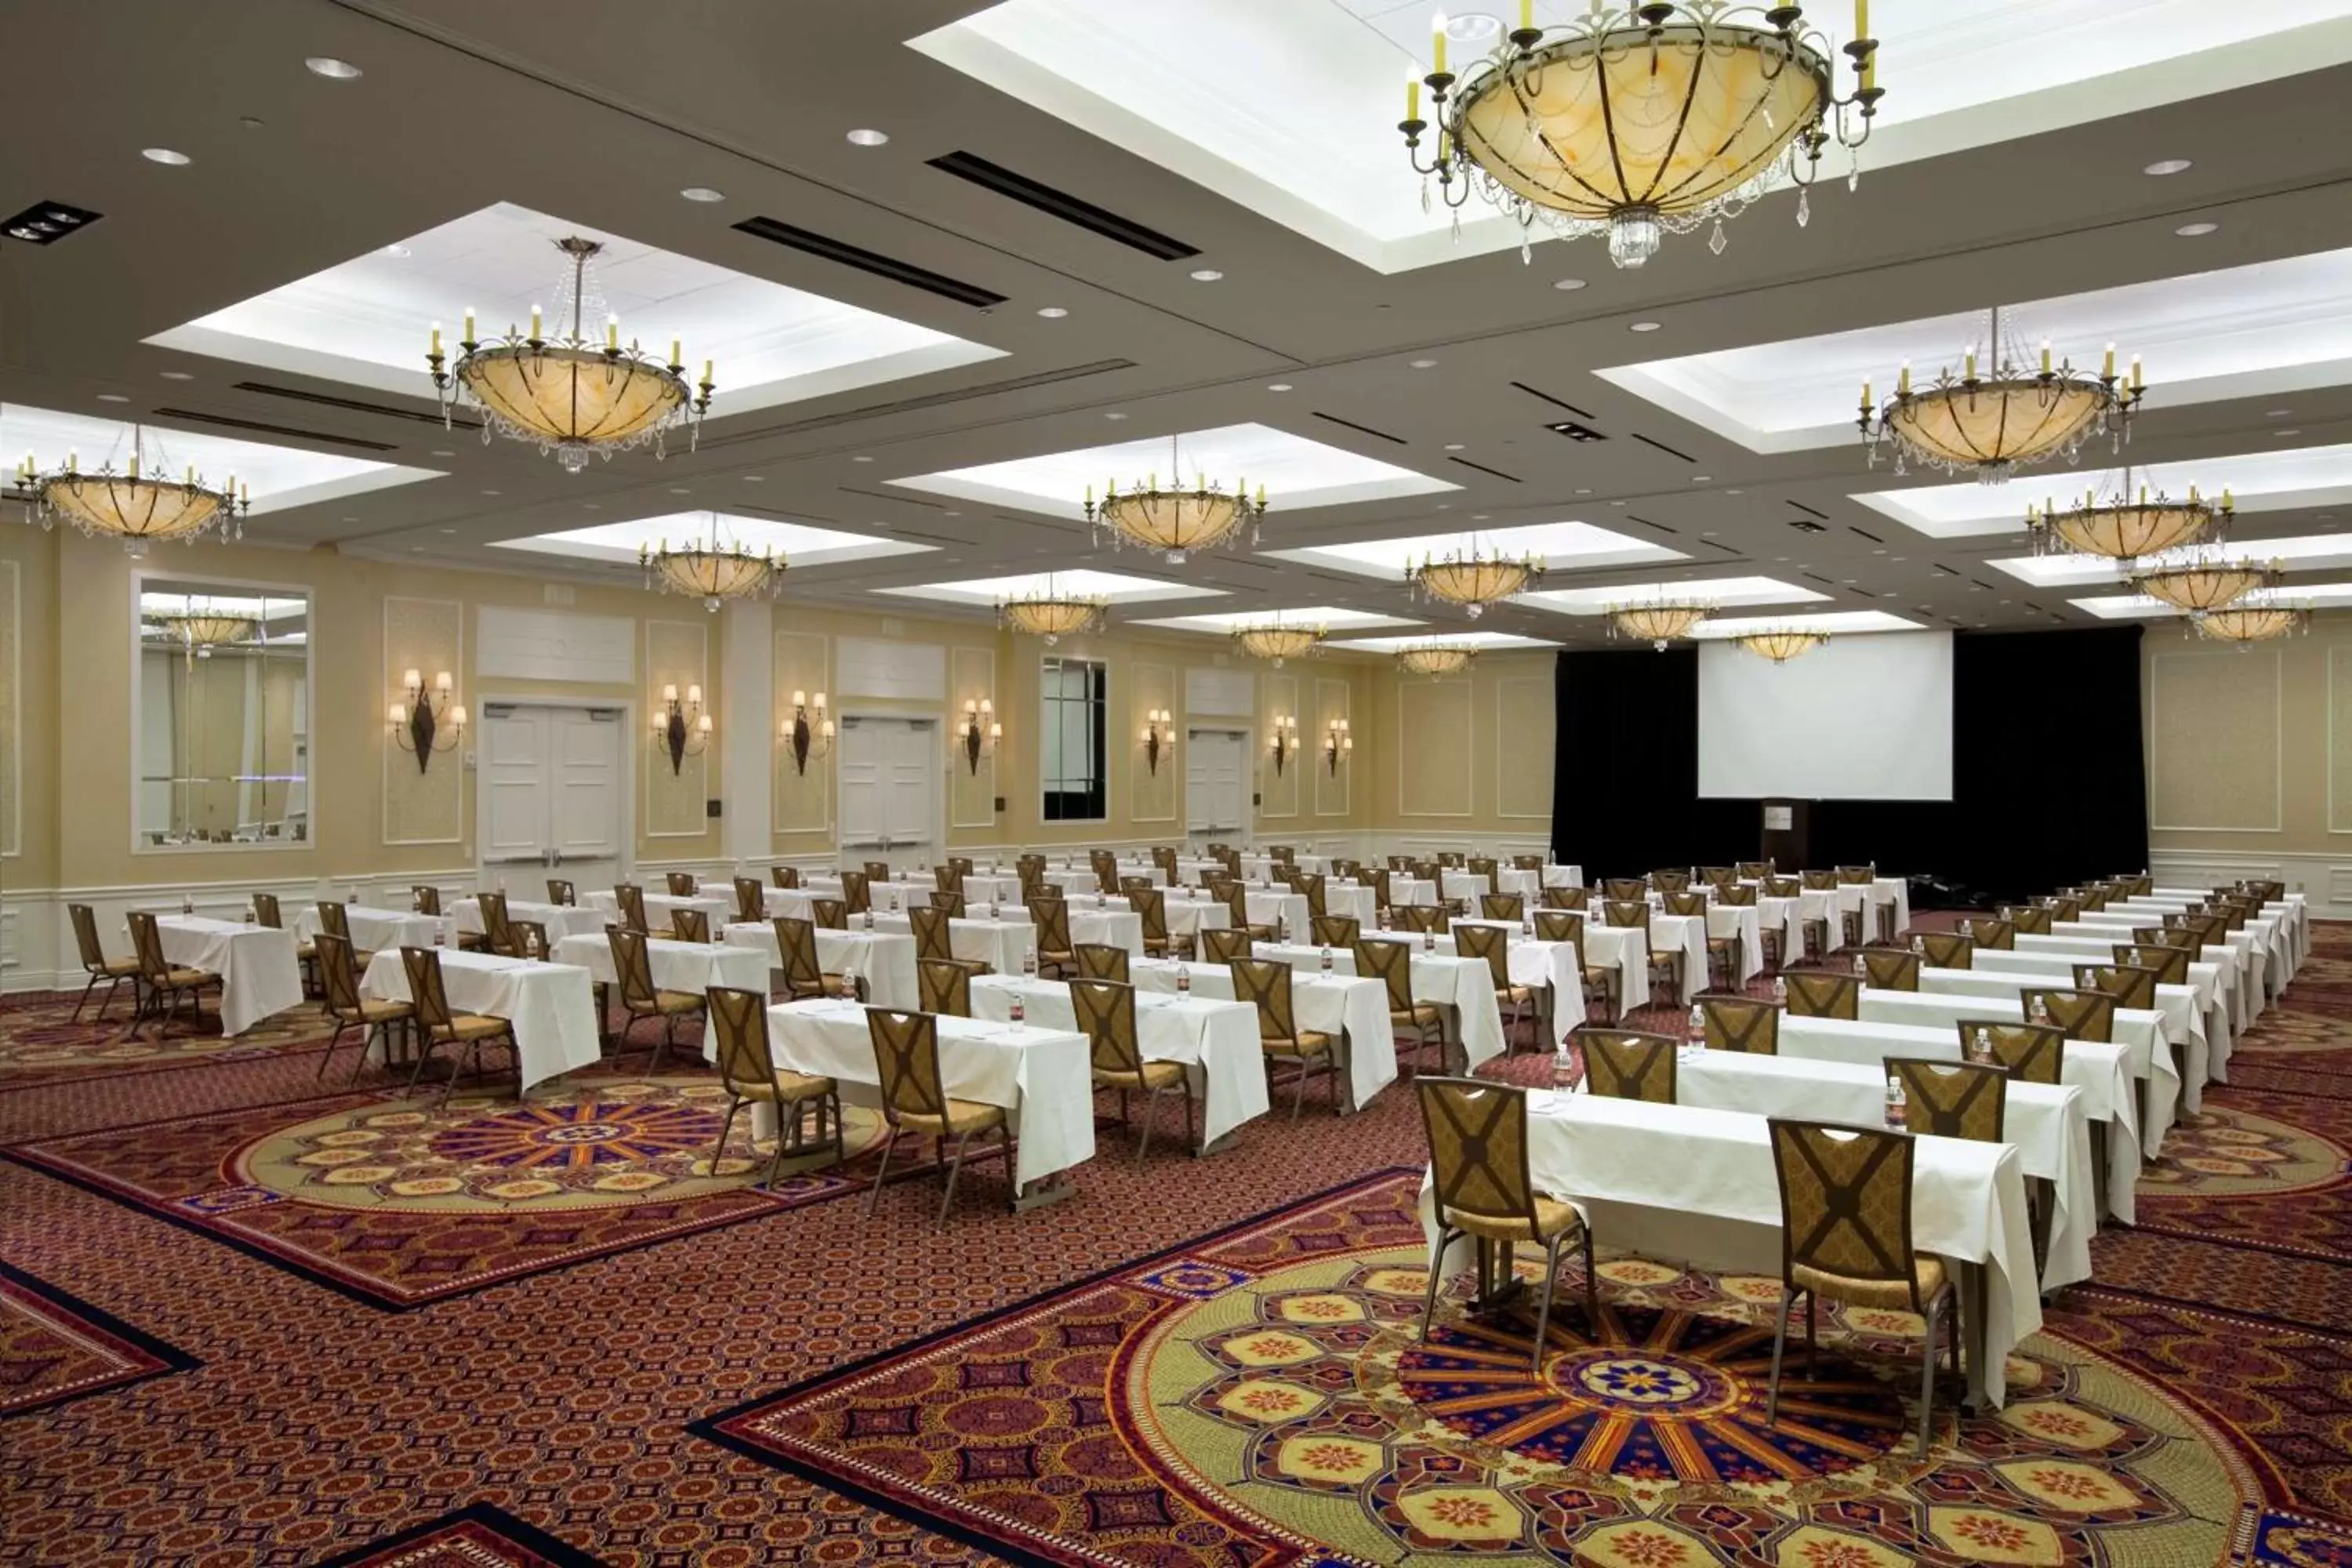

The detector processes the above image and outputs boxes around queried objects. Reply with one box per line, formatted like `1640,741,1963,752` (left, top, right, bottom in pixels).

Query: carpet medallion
0,1259,198,1418
2136,1104,2349,1197
700,1172,2297,1568
0,991,333,1083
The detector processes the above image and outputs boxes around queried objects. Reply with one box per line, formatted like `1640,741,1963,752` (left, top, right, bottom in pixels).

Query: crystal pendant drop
1421,175,1432,215
1708,218,1727,256
1606,205,1661,268
1796,187,1810,227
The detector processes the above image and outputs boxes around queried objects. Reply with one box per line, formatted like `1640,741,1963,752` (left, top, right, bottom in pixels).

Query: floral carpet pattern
310,1502,610,1566
0,989,336,1083
0,1259,198,1418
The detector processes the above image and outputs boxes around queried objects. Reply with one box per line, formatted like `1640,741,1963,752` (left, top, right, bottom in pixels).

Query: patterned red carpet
1,924,2349,1564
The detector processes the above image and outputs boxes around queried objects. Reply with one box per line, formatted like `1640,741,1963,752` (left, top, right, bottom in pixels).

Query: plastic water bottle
1377,906,1389,931
433,924,446,949
1319,945,1334,973
1969,1025,1995,1065
411,890,422,913
1771,974,1788,1007
243,900,256,925
1911,934,1926,953
1852,953,1867,977
1008,994,1025,1029
182,891,195,915
2030,993,2052,1024
862,906,875,931
1884,1073,1907,1131
1022,947,1036,978
1683,1004,1704,1059
1961,917,1976,939
1177,964,1191,994
1423,927,1436,953
1552,1043,1575,1091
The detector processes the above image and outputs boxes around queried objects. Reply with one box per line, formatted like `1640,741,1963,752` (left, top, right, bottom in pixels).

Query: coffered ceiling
7,0,2352,651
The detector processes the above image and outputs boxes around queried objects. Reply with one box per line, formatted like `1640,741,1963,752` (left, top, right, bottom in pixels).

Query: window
1040,655,1106,822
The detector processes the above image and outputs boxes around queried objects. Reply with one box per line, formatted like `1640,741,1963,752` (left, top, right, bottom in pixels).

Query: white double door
838,716,940,867
477,703,627,892
1186,729,1247,840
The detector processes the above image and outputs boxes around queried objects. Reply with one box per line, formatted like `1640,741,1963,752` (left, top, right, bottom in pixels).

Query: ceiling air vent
1630,432,1696,463
231,381,478,430
1511,382,1595,419
1787,517,1828,535
4,200,100,245
731,216,1007,307
927,151,1200,260
1449,456,1521,483
151,407,398,452
1310,411,1408,445
1545,419,1606,443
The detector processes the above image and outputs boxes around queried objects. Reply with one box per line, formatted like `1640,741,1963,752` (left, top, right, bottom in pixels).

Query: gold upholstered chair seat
1791,1254,1947,1312
1450,1194,1583,1246
444,1012,516,1043
648,989,705,1017
1093,1058,1188,1093
1261,1028,1337,1060
1497,982,1535,1006
750,1069,837,1112
1392,1000,1445,1029
895,1098,1006,1138
157,964,220,989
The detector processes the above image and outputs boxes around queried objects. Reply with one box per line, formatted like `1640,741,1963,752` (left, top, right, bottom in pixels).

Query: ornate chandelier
1406,545,1542,617
2132,556,2278,619
427,236,713,474
997,579,1108,644
15,426,246,553
1608,597,1711,650
2193,603,2307,647
1232,620,1327,666
1861,307,2142,485
638,514,783,612
1396,643,1480,677
1084,434,1265,564
2028,470,2227,564
149,606,256,661
1734,626,1830,663
1401,2,1882,269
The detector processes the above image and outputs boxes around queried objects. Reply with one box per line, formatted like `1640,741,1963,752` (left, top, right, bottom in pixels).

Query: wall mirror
1040,655,1105,822
135,575,312,848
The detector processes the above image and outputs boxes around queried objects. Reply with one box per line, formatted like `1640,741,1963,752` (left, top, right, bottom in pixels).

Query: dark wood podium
1760,798,1810,870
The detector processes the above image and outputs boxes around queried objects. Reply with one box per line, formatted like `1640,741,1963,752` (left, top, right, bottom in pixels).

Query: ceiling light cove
1520,575,1831,616
303,56,362,79
880,568,1223,612
491,513,932,572
1687,609,1922,637
1268,520,1683,582
1327,630,1555,655
1856,441,2352,539
1130,605,1419,637
1,405,438,517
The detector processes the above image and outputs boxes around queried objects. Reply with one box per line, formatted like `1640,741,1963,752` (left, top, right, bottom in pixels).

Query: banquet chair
1916,931,1973,970
1415,1076,1596,1374
1120,873,1155,899
1512,855,1544,872
1091,849,1121,897
1602,899,1682,1010
1837,865,1876,886
1699,866,1738,889
68,902,140,1022
1468,855,1499,884
840,870,872,916
315,901,376,974
399,946,519,1107
665,873,698,898
1650,869,1691,895
2019,987,2115,1042
1535,911,1620,1025
771,865,801,890
612,884,652,938
863,1008,1011,1225
252,891,286,930
510,920,550,961
1359,938,1445,1071
547,878,578,907
1297,873,1329,920
1232,957,1345,1122
1888,1057,2007,1143
1220,881,1277,945
1367,867,1394,913
1700,993,1778,1054
1200,926,1253,964
1602,877,1646,901
930,890,968,920
1030,896,1079,978
2114,942,2190,986
1699,909,1743,989
774,916,858,1002
1764,1118,1957,1457
478,891,528,955
1737,862,1773,880
2074,962,2159,1014
1480,892,1525,922
313,931,415,1085
1437,851,1463,869
1802,869,1838,891
608,927,702,1070
1130,887,1178,959
1763,875,1801,898
2045,895,2083,923
707,985,839,1185
670,908,711,945
1968,916,2016,951
809,898,849,931
734,877,766,924
2077,886,2109,913
949,856,977,878
1959,1020,2064,1083
862,860,891,887
916,957,973,1017
1860,948,1921,992
1541,885,1589,911
1073,978,1194,1165
1457,922,1534,1048
1662,890,1706,916
1152,846,1181,883
125,910,222,1039
909,906,989,978
2000,905,2052,935
411,885,445,917
1784,971,1860,1019
1580,1029,1679,1104
1397,904,1445,935
934,864,965,895
1312,914,1361,947
1076,942,1130,982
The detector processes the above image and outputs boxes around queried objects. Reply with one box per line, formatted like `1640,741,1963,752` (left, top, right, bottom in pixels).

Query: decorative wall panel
1313,676,1350,818
1186,666,1254,717
477,606,633,684
645,620,709,838
2151,648,2279,832
383,596,463,846
1496,675,1555,818
950,646,997,829
1131,661,1177,824
837,637,946,701
1399,679,1474,817
773,630,831,837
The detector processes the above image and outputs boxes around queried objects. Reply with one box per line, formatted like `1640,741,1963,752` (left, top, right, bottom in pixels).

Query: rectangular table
583,888,737,930
722,921,919,1009
153,916,304,1036
452,898,612,944
1261,940,1508,1070
360,947,602,1092
967,975,1269,1150
553,932,769,1054
870,912,1037,975
760,1000,1096,1192
1419,1091,2041,1407
1371,927,1585,1045
1912,967,2209,1112
289,904,444,956
1130,957,1398,1111
1969,948,2233,1087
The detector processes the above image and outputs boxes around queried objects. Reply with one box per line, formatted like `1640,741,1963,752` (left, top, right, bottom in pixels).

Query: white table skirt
1111,862,1171,887
1131,958,1398,1111
583,889,735,929
1245,890,1312,944
154,916,303,1036
452,898,612,944
1673,1048,2095,1294
553,931,769,995
1160,898,1234,940
1318,884,1380,927
1440,870,1492,903
1700,905,1765,983
1370,927,1584,1044
1042,869,1110,896
1540,864,1585,890
1073,908,1145,956
1260,941,1507,1070
1496,868,1544,902
1578,924,1653,1012
1913,967,2209,1113
1419,1092,2041,1408
870,912,1036,975
722,921,919,1010
1388,877,1438,909
360,948,602,1091
1969,949,2233,1086
968,975,1269,1149
290,905,443,956
760,1000,1094,1189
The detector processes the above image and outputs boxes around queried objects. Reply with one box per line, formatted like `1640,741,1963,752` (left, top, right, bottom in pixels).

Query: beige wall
2,526,59,891
1365,648,1556,838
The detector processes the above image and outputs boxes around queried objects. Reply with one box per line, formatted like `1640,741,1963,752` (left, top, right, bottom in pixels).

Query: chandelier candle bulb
1432,13,1446,74
530,305,542,341
606,315,619,350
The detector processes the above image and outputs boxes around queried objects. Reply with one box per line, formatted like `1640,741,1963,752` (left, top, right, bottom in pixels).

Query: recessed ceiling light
680,187,726,203
1725,488,1742,495
2143,158,2193,176
1189,268,1224,281
304,56,362,79
430,448,454,457
1472,514,1489,521
846,128,890,147
1552,278,1587,292
742,474,764,482
1036,306,1069,318
410,545,425,553
1573,487,1592,495
158,370,194,381
1105,411,1128,420
1266,383,1294,392
1409,358,1439,369
480,488,501,496
668,487,691,495
1691,475,1711,483
1628,320,1662,332
852,455,875,463
2275,428,2303,437
1443,442,1465,451
2176,221,2219,237
96,394,129,404
439,528,456,534
2267,408,2294,418
142,148,191,166
583,503,601,510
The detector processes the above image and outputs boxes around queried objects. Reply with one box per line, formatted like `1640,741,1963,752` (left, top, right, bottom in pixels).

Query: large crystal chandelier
1084,435,1266,564
1861,307,2142,485
997,578,1108,644
2132,556,2279,619
1734,626,1829,663
1406,544,1542,617
1232,619,1327,667
15,426,246,553
1608,596,1711,649
1396,642,1479,677
639,514,783,612
2192,602,2307,647
1401,2,1882,269
427,236,713,474
149,603,256,660
2027,470,2227,564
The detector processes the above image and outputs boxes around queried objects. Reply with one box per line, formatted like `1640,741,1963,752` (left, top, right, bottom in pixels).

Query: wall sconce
1268,713,1298,776
389,668,466,773
782,688,833,776
1141,707,1174,776
654,682,710,775
1324,717,1352,775
960,698,999,775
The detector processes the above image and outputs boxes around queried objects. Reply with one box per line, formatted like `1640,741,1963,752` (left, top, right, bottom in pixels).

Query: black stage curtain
1549,626,2147,905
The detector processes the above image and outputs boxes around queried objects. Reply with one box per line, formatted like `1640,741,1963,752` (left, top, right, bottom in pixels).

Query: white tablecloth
583,889,735,930
1705,905,1766,983
553,931,768,995
1246,890,1312,943
871,913,1036,975
1913,967,2208,1113
360,948,602,1091
1042,868,1112,896
1578,924,1653,1012
1970,948,2233,1086
722,921,919,1009
968,975,1269,1149
1388,877,1439,909
1261,941,1507,1070
154,916,303,1036
1160,897,1234,942
1073,907,1145,956
1674,1048,2095,1294
1131,958,1398,1111
1421,1092,2040,1408
1370,927,1584,1044
452,898,611,944
289,904,443,956
761,1000,1096,1189
1540,864,1585,890
1439,870,1491,904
